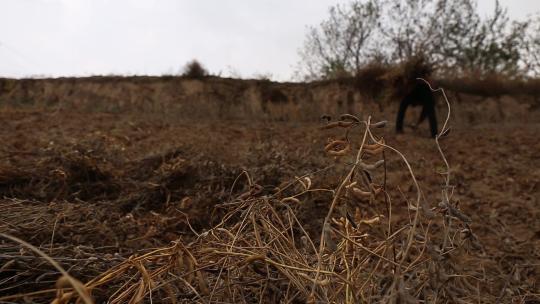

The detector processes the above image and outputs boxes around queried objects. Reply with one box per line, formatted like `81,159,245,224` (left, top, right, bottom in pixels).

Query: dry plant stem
366,128,423,268
381,148,398,271
211,206,255,302
356,247,389,299
332,229,401,267
419,78,454,249
207,203,255,303
283,205,319,255
418,78,452,203
0,289,68,301
229,170,253,199
310,116,371,299
0,233,93,304
385,79,453,299
273,165,335,197
49,214,60,254
87,245,176,287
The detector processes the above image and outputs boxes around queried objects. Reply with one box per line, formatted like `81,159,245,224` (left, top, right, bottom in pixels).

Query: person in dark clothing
395,80,438,138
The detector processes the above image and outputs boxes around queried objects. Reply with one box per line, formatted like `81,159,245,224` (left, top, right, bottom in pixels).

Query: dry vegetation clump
351,61,389,100
0,199,126,294
2,85,514,303
116,149,236,213
181,60,209,79
439,73,540,98
0,147,120,202
0,141,240,214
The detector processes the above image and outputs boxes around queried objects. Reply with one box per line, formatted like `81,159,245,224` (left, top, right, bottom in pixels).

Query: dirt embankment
0,76,538,125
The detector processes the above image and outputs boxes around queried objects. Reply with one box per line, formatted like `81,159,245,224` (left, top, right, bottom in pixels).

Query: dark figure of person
396,80,438,138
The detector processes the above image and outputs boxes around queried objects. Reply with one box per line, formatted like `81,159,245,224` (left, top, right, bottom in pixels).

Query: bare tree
378,0,441,61
297,0,536,80
296,0,381,80
523,14,540,76
376,0,529,75
455,1,527,76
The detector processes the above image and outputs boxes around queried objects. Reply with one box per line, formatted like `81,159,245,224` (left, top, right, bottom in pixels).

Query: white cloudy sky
0,0,539,80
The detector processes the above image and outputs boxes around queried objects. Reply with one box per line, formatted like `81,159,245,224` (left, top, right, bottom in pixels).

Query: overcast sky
1,0,539,81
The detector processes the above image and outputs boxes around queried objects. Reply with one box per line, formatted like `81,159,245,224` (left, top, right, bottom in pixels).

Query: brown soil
0,108,538,303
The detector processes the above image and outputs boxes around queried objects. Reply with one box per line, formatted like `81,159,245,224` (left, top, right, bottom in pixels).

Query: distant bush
252,72,274,81
352,61,389,98
182,60,208,78
439,74,540,97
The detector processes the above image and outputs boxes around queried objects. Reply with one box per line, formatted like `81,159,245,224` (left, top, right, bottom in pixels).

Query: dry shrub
353,61,389,99
182,59,208,78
